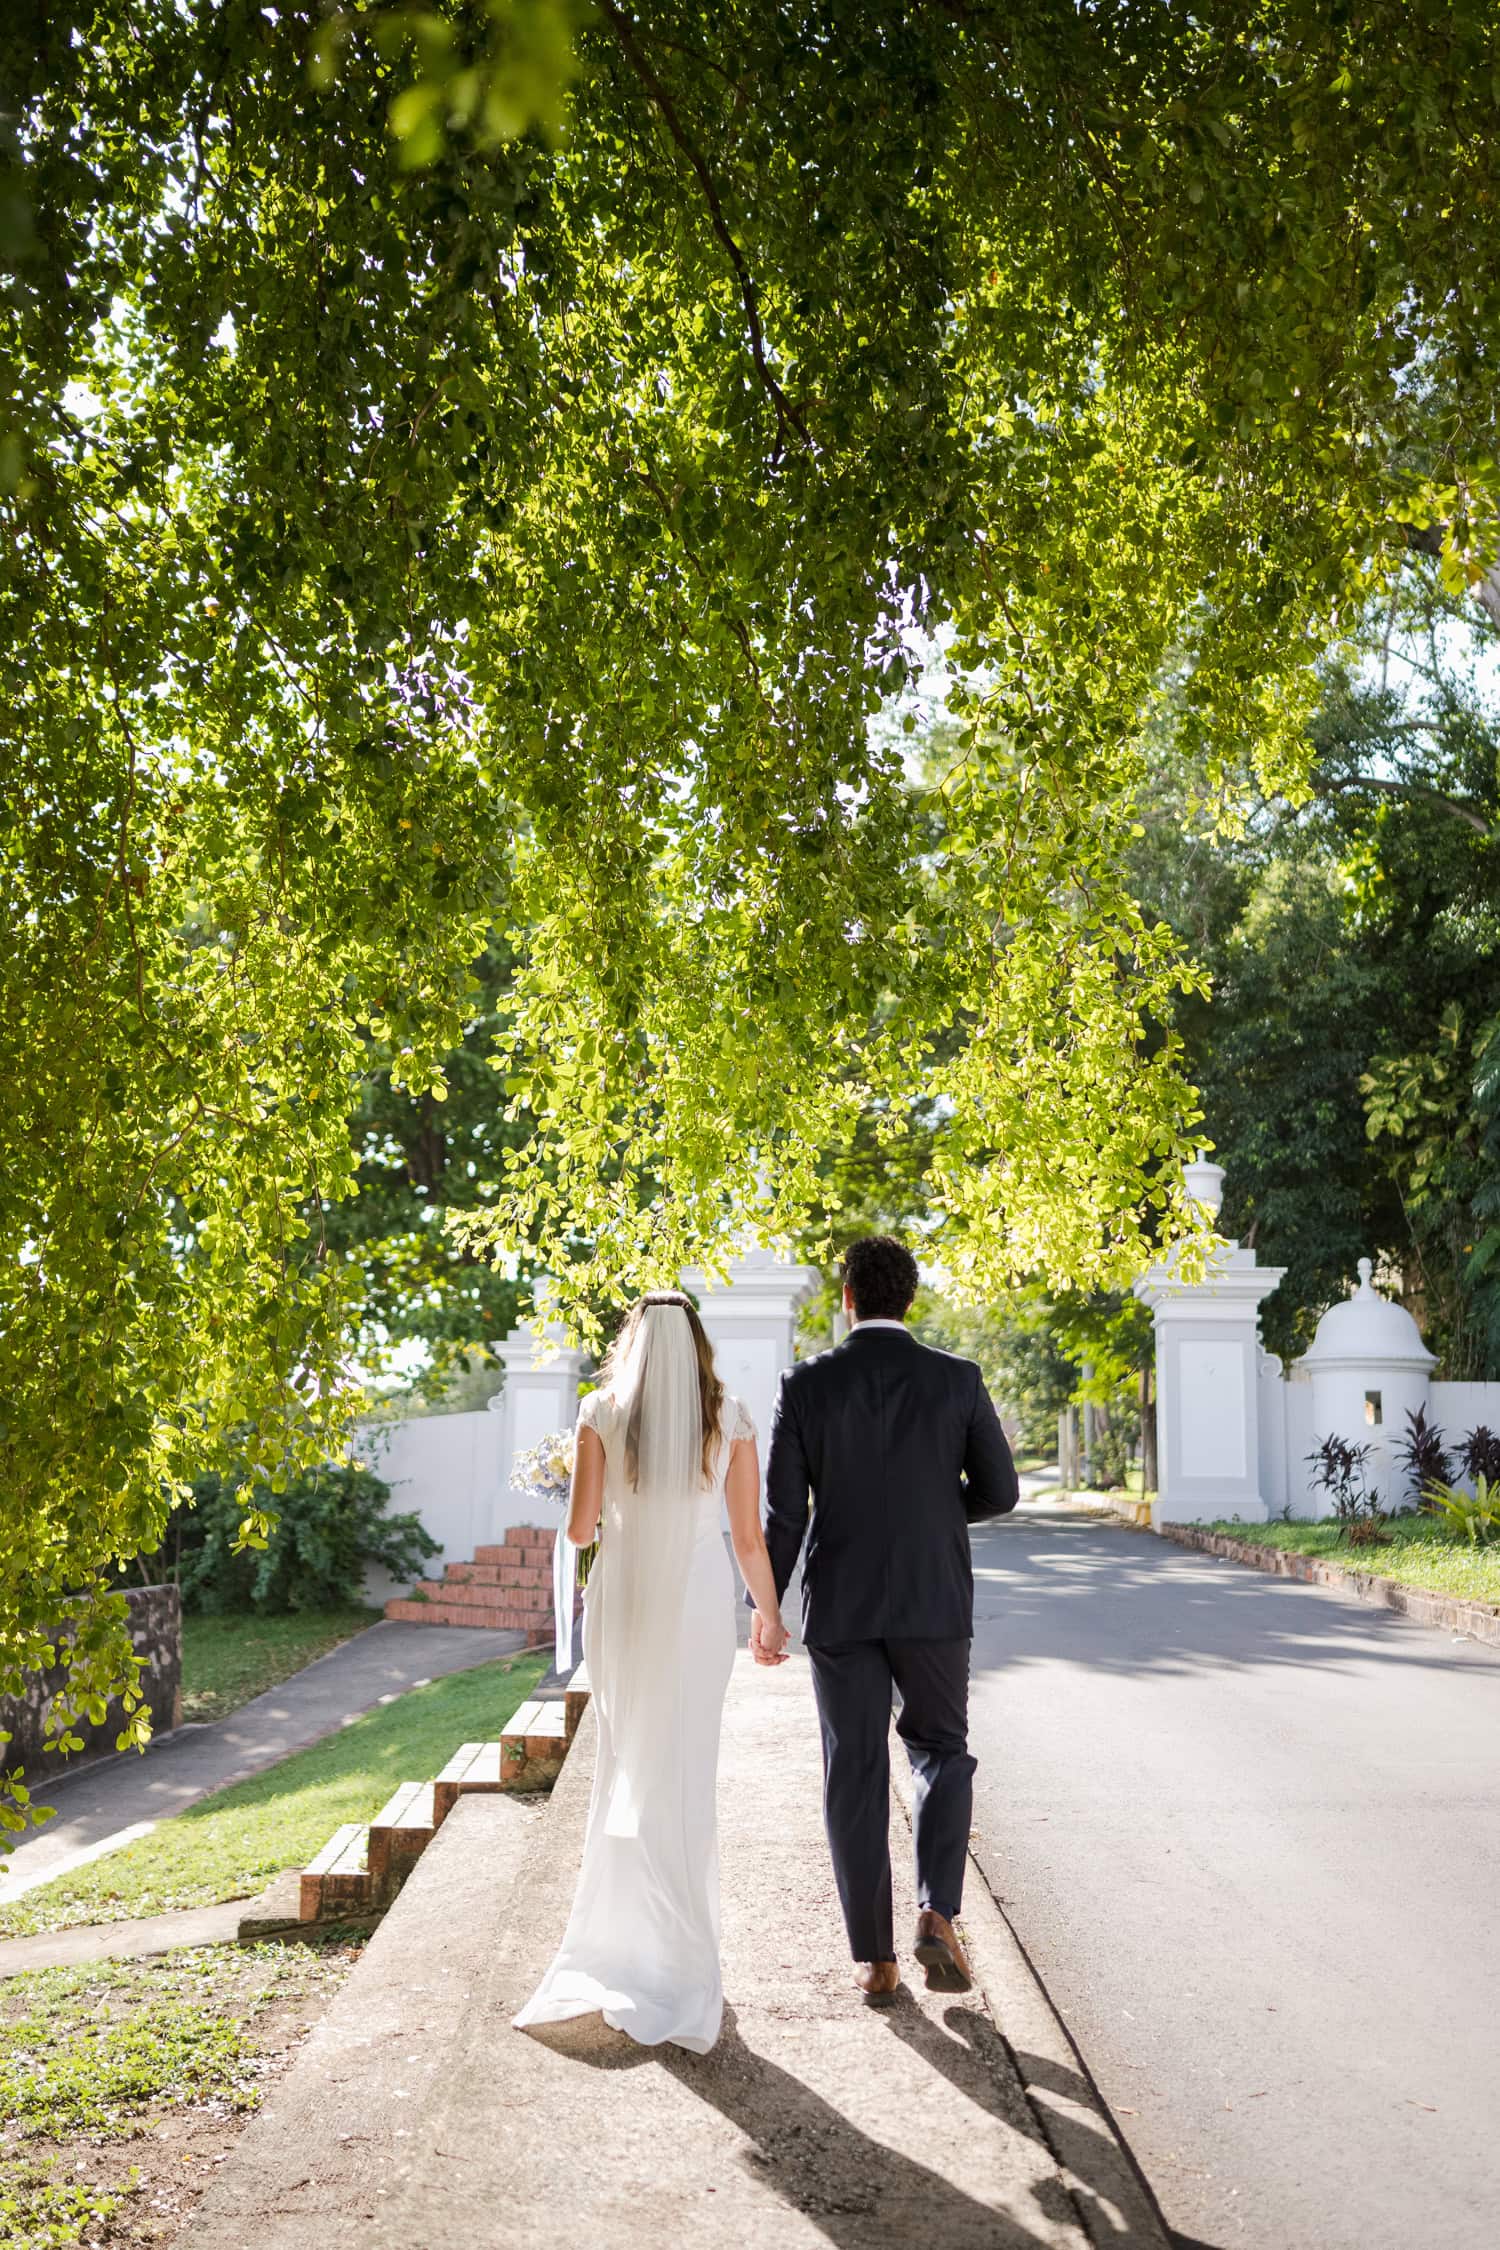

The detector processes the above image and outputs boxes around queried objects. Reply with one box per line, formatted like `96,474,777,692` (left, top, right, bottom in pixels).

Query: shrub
130,1464,439,1615
1458,1426,1500,1485
1393,1406,1453,1512
1306,1433,1387,1546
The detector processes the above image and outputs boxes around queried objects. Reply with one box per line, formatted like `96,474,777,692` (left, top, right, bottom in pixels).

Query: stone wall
0,1583,183,1783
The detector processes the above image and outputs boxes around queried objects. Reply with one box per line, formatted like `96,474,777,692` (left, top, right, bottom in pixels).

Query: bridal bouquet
512,1426,598,1587
511,1428,575,1509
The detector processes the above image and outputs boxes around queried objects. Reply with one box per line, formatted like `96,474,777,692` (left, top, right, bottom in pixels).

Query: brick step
444,1559,550,1589
384,1598,552,1638
418,1576,550,1613
442,1562,533,1589
300,1822,371,1922
473,1530,553,1566
499,1698,569,1793
366,1779,436,1898
432,1739,505,1824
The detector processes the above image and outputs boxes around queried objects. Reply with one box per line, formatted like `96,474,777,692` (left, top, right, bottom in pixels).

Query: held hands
750,1610,790,1666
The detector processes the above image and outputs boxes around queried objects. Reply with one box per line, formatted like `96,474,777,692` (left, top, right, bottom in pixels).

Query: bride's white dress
512,1386,753,2055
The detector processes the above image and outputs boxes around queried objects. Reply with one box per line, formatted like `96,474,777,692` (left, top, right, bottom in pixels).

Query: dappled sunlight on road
966,1502,1500,1688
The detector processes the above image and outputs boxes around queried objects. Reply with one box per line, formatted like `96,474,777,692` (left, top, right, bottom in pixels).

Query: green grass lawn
180,1606,382,1724
0,1650,547,1941
1203,1516,1500,1606
0,1940,359,2247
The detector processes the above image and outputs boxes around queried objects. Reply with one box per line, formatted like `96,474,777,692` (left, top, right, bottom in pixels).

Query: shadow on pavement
539,1999,1076,2248
886,1997,1182,2250
968,1503,1500,1686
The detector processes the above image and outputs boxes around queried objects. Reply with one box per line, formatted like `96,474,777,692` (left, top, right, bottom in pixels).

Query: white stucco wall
354,1406,565,1606
1429,1382,1500,1443
1250,1370,1500,1519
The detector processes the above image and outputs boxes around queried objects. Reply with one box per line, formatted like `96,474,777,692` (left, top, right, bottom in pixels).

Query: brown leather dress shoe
913,1909,973,1992
854,1959,900,2006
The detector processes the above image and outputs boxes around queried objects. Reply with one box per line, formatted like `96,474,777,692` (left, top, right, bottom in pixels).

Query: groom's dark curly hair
840,1235,919,1322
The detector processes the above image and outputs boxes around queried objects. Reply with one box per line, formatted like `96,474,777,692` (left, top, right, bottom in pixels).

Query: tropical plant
1421,1475,1500,1548
1306,1433,1386,1547
1393,1407,1454,1514
1458,1427,1500,1486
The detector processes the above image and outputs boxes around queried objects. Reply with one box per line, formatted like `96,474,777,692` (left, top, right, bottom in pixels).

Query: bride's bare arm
724,1437,789,1657
566,1424,605,1546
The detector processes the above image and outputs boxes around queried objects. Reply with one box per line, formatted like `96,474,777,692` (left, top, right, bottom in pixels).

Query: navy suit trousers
805,1635,975,1963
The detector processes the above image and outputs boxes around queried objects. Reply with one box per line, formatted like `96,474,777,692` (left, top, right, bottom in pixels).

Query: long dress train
512,1389,752,2055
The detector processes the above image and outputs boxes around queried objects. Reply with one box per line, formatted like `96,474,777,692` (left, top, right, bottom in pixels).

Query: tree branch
1400,521,1500,634
1313,769,1494,837
601,3,810,462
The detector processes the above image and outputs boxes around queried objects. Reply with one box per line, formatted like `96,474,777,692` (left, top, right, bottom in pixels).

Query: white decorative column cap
1182,1150,1226,1216
681,1251,821,1313
1293,1257,1435,1375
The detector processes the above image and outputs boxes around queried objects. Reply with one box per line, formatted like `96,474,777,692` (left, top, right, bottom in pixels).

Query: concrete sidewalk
0,1619,528,1905
178,1651,1168,2250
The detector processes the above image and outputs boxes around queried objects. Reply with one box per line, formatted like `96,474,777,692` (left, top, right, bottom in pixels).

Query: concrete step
299,1821,371,1922
499,1697,569,1792
432,1739,506,1825
366,1779,437,1898
179,1792,544,2246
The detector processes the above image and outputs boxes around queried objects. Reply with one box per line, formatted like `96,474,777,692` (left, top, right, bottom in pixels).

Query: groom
752,1235,1018,2002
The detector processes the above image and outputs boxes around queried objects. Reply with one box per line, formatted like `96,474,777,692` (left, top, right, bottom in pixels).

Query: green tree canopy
6,1,1500,1809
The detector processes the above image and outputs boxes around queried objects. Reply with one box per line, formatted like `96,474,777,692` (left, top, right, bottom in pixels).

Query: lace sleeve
729,1395,757,1445
575,1389,601,1432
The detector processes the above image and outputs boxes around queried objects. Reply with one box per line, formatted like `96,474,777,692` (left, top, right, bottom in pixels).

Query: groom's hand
750,1611,789,1666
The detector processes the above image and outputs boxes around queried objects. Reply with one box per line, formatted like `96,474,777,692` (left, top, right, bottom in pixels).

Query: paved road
0,1618,527,1905
965,1500,1500,2250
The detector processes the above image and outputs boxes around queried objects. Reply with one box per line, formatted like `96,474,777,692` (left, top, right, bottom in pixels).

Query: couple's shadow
524,1993,1141,2247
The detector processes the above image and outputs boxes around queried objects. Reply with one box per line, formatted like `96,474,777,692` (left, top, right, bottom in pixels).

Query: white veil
592,1297,718,1841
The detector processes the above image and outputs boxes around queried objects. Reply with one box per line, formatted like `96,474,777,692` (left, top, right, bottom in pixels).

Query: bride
513,1289,790,2055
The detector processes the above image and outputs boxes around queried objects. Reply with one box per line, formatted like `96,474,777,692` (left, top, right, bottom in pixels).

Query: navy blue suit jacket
760,1324,1018,1647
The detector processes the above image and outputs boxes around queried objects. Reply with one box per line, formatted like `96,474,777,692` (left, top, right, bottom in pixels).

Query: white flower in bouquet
511,1427,576,1507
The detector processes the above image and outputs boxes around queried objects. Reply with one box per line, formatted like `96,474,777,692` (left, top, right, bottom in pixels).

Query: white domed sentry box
1294,1260,1435,1512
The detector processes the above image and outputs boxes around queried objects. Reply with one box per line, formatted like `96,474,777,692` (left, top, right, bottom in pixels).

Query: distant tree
328,935,538,1400
1129,576,1500,1371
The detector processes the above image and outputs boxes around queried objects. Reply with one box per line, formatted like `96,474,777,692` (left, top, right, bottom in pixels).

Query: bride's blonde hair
599,1290,725,1490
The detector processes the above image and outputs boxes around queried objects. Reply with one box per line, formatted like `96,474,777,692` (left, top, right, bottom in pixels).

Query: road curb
1155,1522,1500,1646
891,1750,1173,2250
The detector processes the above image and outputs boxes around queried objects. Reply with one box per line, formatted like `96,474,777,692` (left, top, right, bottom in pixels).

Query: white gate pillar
1134,1160,1286,1527
488,1288,590,1530
680,1247,820,1472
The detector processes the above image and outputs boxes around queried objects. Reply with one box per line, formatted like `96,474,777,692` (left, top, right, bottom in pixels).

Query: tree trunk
1139,1357,1158,1497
